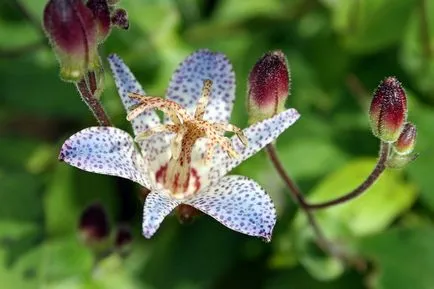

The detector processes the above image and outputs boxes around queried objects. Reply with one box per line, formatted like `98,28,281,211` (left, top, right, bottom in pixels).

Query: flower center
127,80,247,199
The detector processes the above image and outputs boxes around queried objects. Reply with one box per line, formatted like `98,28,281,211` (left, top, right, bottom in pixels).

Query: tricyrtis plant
43,0,418,267
59,51,300,241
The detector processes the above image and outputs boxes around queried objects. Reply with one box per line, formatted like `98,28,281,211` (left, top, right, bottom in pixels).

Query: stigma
127,80,248,199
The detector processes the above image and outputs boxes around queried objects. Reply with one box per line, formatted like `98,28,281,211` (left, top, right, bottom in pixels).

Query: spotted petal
59,127,151,188
108,54,160,135
186,175,276,241
142,190,180,238
165,49,235,123
207,108,300,185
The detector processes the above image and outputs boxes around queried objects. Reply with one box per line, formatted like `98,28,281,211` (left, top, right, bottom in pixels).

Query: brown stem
75,79,111,126
265,144,336,257
307,142,389,209
266,141,389,266
88,71,98,95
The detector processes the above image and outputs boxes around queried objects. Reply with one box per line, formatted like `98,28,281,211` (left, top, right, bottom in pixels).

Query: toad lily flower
59,50,300,241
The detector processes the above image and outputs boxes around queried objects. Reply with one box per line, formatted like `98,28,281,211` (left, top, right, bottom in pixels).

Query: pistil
127,79,248,199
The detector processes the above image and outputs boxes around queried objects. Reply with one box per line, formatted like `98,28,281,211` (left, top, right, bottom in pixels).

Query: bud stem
306,141,390,209
75,77,111,126
266,141,390,267
265,144,350,265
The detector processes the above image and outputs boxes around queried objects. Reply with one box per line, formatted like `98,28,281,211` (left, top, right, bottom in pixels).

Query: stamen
135,124,177,142
127,93,188,124
215,123,248,146
194,79,212,119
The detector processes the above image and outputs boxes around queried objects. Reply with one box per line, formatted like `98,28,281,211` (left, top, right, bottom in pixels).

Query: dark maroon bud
176,204,200,225
86,0,111,42
247,50,290,124
394,122,417,155
43,0,99,81
111,8,129,30
114,225,133,250
369,77,407,142
78,202,110,244
107,0,120,5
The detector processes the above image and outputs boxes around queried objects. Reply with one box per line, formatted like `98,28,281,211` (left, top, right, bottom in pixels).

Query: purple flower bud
394,123,417,155
114,225,133,252
78,202,110,244
369,77,407,142
43,0,100,82
111,8,129,30
86,0,111,42
247,50,290,124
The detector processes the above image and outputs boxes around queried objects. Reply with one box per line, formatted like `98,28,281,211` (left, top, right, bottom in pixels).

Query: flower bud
176,204,200,225
78,202,110,244
394,123,417,155
369,77,407,142
114,225,133,255
386,153,418,169
111,8,129,30
247,50,290,124
86,0,111,42
43,0,100,82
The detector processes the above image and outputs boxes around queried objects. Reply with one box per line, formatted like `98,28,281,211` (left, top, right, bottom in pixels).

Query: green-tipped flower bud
386,153,419,169
86,0,111,43
247,50,290,124
78,202,110,245
394,123,417,155
111,8,129,30
369,77,407,142
43,0,100,82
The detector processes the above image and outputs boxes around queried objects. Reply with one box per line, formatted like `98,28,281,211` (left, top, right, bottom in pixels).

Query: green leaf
323,0,417,53
358,227,434,289
15,237,93,284
306,158,417,236
278,159,417,280
400,0,434,97
44,164,80,236
405,100,434,210
0,171,43,222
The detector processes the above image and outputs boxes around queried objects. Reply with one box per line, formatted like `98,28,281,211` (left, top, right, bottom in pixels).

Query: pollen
127,80,248,198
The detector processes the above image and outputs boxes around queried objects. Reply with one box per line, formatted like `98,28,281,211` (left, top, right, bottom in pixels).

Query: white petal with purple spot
142,190,180,238
59,127,151,188
108,54,160,135
206,108,300,185
165,49,235,123
185,175,276,241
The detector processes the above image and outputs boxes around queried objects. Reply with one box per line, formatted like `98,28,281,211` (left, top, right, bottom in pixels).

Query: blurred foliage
1,0,434,288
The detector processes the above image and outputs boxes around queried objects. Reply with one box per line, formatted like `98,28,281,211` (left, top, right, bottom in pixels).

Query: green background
1,0,434,288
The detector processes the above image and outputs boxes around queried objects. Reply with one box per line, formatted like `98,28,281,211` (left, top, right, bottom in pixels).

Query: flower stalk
76,75,111,126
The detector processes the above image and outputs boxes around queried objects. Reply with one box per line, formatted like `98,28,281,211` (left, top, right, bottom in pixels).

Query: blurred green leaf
400,0,434,98
274,159,417,280
0,20,40,50
44,164,80,236
306,159,417,236
324,0,417,53
0,171,43,222
405,100,434,210
358,226,434,289
15,237,93,284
